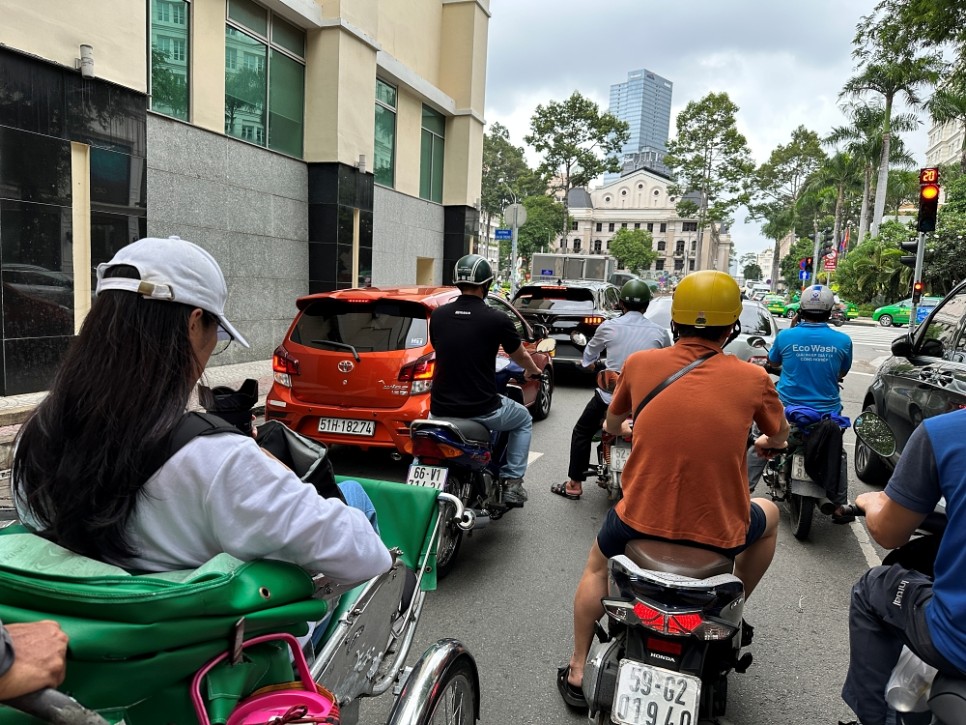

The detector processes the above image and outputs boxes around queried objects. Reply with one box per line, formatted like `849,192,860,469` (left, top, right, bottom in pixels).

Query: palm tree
825,104,918,244
841,53,942,238
928,78,966,173
802,152,863,251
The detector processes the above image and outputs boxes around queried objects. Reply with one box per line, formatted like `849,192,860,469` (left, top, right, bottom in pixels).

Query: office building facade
606,68,673,180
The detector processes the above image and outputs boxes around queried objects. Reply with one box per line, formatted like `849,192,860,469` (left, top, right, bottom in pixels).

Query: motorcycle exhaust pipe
390,451,403,461
466,509,491,530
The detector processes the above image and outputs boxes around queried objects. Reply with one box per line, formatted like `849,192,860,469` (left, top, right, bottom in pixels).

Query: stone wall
371,186,445,286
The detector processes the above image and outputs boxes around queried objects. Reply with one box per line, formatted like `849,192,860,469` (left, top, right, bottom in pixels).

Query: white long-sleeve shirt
20,434,392,584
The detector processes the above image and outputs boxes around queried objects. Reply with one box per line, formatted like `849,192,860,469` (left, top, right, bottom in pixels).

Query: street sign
799,270,810,281
823,250,838,271
505,203,527,228
495,229,512,240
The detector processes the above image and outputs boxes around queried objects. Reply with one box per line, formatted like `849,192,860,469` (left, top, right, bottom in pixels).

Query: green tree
150,49,188,119
608,228,658,274
743,263,763,281
802,151,864,253
834,220,915,304
842,41,942,238
663,92,754,272
525,92,629,244
886,168,920,218
481,123,547,253
515,195,568,266
748,126,827,287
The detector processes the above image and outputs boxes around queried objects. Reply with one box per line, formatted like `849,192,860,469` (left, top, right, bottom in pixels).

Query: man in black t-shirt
430,254,543,507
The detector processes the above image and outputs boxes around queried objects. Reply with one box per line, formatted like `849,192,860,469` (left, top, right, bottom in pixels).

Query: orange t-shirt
609,337,785,550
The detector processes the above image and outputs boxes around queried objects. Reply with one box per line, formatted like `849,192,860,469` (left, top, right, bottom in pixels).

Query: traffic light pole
909,231,926,332
811,228,820,282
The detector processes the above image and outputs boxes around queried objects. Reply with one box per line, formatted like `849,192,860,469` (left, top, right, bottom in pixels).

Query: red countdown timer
920,167,940,184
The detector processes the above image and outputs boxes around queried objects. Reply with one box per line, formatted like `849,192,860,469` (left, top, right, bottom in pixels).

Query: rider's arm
859,424,939,549
604,367,633,435
0,621,68,700
509,344,542,378
753,374,789,451
581,324,609,368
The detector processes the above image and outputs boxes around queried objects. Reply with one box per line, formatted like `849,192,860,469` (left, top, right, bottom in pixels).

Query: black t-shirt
430,295,523,418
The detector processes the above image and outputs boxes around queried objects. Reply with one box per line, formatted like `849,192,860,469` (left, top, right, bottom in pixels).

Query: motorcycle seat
417,417,491,443
624,539,734,579
928,673,966,722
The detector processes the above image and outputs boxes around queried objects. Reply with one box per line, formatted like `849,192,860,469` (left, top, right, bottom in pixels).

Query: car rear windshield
740,306,773,334
512,286,595,312
291,299,429,352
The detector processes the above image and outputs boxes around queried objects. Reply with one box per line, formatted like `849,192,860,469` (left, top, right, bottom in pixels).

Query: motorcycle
846,412,966,725
747,336,848,540
0,474,480,725
593,425,631,502
582,537,752,724
407,354,545,578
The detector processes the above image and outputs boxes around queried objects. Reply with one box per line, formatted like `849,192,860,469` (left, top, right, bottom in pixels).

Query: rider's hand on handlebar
753,434,787,459
525,368,542,381
0,622,68,700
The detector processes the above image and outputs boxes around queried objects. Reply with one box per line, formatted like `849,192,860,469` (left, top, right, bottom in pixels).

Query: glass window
574,239,582,252
918,291,966,361
571,221,579,230
647,223,654,232
150,0,190,121
621,222,627,228
225,2,305,157
374,79,397,188
292,299,429,352
420,106,445,203
657,241,666,251
660,223,667,232
485,296,526,337
634,223,640,229
596,222,602,232
655,259,665,271
513,286,595,312
608,223,615,232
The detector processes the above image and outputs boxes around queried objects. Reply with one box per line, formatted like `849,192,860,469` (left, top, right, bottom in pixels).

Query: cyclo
0,475,479,725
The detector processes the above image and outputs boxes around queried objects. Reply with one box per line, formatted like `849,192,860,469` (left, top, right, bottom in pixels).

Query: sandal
556,664,588,711
551,481,582,500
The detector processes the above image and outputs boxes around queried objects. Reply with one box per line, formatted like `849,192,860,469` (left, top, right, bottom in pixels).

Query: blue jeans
337,480,379,533
470,395,533,479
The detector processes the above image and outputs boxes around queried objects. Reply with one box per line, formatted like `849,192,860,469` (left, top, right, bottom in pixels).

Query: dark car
857,280,966,485
511,280,622,366
265,286,555,455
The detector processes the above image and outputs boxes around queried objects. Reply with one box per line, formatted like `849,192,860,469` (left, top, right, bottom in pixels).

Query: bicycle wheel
420,655,478,724
386,641,479,725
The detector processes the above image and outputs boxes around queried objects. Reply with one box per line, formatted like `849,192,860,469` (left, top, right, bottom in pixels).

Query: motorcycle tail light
411,436,464,460
583,316,605,326
272,345,300,388
647,637,682,656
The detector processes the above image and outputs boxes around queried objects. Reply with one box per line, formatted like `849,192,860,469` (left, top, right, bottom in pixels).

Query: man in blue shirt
841,409,966,725
748,285,853,514
551,280,670,500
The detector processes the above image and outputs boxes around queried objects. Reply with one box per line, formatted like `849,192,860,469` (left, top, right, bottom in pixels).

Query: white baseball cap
95,236,250,348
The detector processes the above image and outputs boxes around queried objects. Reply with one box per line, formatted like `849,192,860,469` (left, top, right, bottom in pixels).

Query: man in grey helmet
429,254,543,507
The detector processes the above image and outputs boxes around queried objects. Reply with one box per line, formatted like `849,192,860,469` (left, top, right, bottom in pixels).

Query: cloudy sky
483,0,931,259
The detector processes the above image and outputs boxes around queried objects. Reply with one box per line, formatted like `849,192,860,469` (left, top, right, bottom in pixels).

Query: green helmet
453,254,493,288
620,279,652,307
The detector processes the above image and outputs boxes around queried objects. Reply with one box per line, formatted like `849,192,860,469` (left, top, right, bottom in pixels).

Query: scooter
407,356,530,578
582,537,752,725
846,412,966,725
0,475,480,725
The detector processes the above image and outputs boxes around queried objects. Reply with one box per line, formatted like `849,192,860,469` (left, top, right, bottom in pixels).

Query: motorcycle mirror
535,338,556,354
530,323,549,340
853,412,898,458
746,336,767,349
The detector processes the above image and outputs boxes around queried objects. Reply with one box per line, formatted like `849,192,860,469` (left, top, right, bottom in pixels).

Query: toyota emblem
338,360,354,373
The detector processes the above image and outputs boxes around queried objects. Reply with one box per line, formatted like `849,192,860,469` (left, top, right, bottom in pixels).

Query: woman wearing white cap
12,236,391,583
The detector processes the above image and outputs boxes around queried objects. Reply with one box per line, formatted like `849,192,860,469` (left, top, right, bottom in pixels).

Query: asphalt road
333,319,905,725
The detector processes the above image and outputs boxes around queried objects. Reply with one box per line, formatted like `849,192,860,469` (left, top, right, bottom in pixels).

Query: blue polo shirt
886,410,966,671
768,321,852,413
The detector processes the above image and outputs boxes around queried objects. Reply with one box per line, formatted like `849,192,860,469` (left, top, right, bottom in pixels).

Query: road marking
850,519,882,568
528,451,543,465
849,371,874,376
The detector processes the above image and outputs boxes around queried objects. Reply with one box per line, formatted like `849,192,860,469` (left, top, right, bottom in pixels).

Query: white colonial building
926,120,965,169
556,168,733,282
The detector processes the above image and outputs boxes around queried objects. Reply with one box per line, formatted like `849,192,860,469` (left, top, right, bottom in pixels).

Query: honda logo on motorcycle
337,360,354,373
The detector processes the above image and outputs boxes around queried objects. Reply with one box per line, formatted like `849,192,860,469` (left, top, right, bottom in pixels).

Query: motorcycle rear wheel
436,477,471,579
788,493,815,540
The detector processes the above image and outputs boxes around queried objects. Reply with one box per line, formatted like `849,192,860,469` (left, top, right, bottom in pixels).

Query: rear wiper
312,340,360,362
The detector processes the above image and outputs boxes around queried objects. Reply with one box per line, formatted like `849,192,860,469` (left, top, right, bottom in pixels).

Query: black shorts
596,503,767,560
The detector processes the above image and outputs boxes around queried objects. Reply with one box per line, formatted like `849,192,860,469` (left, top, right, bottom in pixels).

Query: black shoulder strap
143,412,245,482
633,351,718,424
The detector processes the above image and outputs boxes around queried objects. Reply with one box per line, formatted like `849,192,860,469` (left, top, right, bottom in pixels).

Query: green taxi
763,295,789,316
872,297,942,327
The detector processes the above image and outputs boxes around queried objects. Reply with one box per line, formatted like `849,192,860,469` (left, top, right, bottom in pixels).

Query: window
676,240,685,254
596,222,602,232
608,223,615,232
150,0,190,121
660,223,667,232
560,238,568,249
691,240,697,251
674,259,684,271
655,259,665,271
485,297,527,337
374,79,397,187
574,239,582,252
657,241,666,251
647,223,654,232
682,221,698,232
634,223,640,230
593,239,602,253
621,222,628,229
420,106,446,203
920,291,966,361
621,189,627,196
689,260,695,271
225,0,305,157
571,220,579,231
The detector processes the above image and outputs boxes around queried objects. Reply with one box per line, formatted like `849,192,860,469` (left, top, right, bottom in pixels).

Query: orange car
266,286,555,454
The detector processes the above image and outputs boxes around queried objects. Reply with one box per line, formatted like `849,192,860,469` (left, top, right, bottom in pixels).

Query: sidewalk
0,359,275,514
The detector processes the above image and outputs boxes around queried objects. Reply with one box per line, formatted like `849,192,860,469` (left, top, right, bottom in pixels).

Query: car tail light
272,345,300,388
748,355,768,367
411,436,464,460
583,316,604,326
399,352,435,394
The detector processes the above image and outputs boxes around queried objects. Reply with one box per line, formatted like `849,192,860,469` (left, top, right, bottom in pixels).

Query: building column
442,205,479,284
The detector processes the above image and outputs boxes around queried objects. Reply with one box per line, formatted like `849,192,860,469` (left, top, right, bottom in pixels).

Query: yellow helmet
671,271,743,328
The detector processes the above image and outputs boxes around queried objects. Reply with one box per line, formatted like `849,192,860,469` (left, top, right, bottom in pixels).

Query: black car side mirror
531,323,549,340
891,335,914,358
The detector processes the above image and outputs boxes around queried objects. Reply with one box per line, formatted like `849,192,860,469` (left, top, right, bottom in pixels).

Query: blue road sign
495,229,512,240
540,268,554,275
799,270,811,281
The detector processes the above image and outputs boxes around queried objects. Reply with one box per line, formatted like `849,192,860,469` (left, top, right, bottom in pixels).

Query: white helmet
799,284,835,313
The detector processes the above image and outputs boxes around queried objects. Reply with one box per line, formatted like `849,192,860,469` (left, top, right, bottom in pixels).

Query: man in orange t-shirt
558,271,789,710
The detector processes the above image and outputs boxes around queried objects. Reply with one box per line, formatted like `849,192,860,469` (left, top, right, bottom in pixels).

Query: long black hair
12,265,213,562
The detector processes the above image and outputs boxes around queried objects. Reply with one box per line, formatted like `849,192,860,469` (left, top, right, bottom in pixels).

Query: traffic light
805,256,813,269
912,280,925,305
918,168,941,233
820,229,835,257
900,240,918,269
